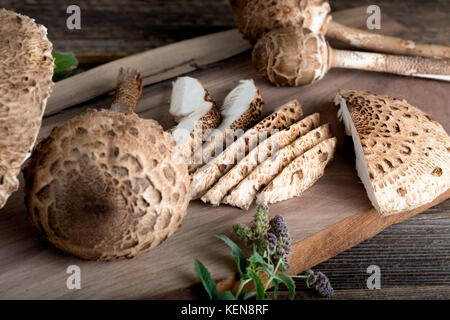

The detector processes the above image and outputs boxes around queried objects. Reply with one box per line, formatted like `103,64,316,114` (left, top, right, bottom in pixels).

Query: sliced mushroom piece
224,122,330,209
230,0,450,59
256,137,337,205
252,27,450,87
169,77,221,168
0,9,54,209
24,68,190,261
202,113,320,206
189,79,264,173
190,100,303,199
336,89,450,216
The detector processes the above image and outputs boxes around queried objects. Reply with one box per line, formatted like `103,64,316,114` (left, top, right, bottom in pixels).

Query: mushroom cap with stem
252,27,330,86
0,9,54,209
24,68,190,261
231,0,450,59
253,27,450,87
231,0,331,45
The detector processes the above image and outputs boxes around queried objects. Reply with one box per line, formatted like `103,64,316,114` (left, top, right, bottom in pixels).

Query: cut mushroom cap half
0,9,54,209
336,89,450,216
24,68,190,261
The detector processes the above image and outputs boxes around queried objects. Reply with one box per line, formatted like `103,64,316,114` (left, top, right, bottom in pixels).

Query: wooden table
2,0,449,299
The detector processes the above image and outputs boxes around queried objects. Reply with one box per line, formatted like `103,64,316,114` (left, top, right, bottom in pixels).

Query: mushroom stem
330,48,450,81
327,20,450,60
110,67,143,113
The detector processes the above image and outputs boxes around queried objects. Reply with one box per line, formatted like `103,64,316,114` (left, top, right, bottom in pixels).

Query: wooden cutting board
0,7,448,299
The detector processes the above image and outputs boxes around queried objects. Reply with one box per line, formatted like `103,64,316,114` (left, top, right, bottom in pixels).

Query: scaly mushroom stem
330,48,450,81
110,67,143,113
327,21,450,60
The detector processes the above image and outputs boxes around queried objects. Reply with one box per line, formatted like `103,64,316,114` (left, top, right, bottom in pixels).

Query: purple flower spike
306,269,334,297
263,232,277,255
269,215,291,272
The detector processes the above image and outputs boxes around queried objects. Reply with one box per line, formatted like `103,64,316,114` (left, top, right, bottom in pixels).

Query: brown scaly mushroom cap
230,0,331,44
0,9,54,209
24,69,190,261
336,89,450,216
252,27,329,86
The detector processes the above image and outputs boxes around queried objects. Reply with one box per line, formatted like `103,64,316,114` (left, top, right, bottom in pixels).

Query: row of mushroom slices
169,77,337,209
169,77,450,217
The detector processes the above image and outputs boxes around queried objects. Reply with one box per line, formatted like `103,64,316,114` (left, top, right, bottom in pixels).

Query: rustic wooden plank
278,286,450,300
38,5,411,117
45,29,251,116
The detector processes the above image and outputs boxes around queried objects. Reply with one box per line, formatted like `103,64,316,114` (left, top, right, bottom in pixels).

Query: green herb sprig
52,51,83,82
194,205,333,300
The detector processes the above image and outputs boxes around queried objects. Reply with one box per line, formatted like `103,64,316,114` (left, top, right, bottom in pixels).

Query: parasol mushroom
0,9,54,209
230,0,450,59
252,27,450,86
24,68,190,261
336,89,450,216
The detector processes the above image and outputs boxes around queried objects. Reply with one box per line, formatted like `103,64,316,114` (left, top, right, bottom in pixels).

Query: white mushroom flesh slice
256,137,337,205
190,100,303,199
189,79,263,173
0,9,54,209
169,77,221,166
203,113,320,206
224,122,330,210
170,76,219,144
336,89,450,216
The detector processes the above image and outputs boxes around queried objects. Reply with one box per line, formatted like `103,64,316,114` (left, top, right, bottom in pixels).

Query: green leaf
243,291,256,300
249,270,265,300
237,289,256,300
194,259,219,300
52,51,83,82
248,251,265,265
53,52,78,74
249,251,274,276
217,291,236,300
275,274,296,300
215,235,248,278
271,278,279,300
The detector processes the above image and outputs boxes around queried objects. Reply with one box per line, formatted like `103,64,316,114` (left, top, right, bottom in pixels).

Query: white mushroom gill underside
336,94,381,212
218,79,257,130
170,77,213,144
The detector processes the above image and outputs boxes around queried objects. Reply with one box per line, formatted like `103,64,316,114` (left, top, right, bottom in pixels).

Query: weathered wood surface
0,3,448,299
45,29,250,115
2,0,448,68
